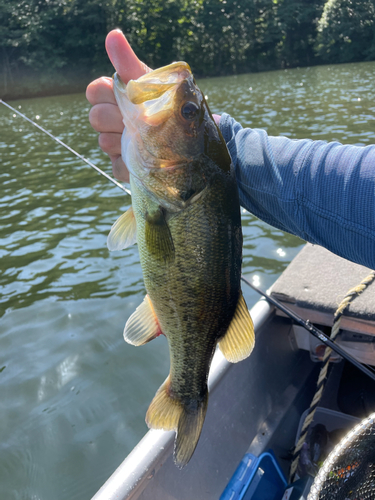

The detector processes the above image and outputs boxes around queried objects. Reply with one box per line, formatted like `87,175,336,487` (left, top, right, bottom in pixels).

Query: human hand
86,29,221,183
86,29,151,182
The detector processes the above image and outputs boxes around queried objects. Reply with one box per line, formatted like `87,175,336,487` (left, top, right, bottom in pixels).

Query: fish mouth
127,62,192,104
113,62,192,103
113,72,126,94
113,62,196,129
113,62,205,173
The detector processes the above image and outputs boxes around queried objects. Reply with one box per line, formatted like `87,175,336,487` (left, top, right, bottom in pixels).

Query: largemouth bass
108,62,254,468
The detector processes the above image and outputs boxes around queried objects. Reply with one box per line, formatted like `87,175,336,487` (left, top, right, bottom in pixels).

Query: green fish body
108,62,254,468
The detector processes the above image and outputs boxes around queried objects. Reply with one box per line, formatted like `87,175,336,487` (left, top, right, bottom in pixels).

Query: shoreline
2,59,372,102
1,81,90,103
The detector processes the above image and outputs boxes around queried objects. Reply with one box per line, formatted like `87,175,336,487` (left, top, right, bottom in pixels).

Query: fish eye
181,101,200,121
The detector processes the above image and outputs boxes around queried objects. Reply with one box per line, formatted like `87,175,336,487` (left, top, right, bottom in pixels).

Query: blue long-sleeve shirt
219,113,375,269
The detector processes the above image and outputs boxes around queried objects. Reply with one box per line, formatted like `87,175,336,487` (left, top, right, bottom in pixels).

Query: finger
98,132,122,156
105,29,152,83
111,155,129,183
86,77,116,106
89,103,123,134
213,114,221,125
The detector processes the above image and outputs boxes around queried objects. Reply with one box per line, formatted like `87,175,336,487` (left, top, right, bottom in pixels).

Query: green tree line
1,0,375,99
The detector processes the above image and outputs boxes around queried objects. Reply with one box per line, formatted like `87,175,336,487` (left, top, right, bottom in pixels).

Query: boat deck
92,244,375,499
271,243,375,334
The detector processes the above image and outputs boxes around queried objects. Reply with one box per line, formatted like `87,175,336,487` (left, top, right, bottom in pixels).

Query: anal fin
218,291,255,363
124,295,162,346
146,376,181,431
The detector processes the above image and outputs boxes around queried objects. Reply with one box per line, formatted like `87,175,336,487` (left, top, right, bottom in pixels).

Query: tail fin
174,394,208,468
146,376,208,468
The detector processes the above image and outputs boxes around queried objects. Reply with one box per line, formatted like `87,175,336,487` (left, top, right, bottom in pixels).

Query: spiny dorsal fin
124,295,162,346
107,206,137,251
218,291,255,363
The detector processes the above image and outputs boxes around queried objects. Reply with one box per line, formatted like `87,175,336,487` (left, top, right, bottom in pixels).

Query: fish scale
108,62,255,467
131,162,242,420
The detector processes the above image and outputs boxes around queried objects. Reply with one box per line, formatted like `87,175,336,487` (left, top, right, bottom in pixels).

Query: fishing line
0,99,131,195
241,275,375,382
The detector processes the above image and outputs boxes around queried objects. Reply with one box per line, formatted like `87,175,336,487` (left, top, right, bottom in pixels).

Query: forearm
219,113,375,269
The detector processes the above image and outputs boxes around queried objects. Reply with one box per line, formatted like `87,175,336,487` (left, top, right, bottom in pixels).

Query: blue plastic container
220,450,288,500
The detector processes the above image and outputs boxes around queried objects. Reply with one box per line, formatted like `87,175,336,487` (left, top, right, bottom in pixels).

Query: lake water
1,61,374,499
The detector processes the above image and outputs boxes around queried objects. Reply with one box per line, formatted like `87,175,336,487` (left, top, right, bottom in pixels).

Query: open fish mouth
114,62,193,103
113,62,198,128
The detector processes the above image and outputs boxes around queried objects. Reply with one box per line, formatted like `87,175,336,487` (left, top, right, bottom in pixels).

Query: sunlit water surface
1,61,374,499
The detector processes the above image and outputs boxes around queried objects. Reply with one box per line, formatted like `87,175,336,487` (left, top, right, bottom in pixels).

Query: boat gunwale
91,298,273,500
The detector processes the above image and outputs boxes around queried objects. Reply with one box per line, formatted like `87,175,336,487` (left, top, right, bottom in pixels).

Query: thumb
105,29,151,84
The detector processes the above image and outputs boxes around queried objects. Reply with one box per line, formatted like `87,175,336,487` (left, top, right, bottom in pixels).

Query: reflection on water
200,61,375,145
1,61,374,499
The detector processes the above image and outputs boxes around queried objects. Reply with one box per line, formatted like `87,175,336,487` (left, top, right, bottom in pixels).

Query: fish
107,61,255,468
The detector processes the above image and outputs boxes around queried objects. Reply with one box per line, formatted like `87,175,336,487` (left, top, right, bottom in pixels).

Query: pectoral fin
107,206,137,251
218,292,255,363
124,295,162,346
145,207,175,262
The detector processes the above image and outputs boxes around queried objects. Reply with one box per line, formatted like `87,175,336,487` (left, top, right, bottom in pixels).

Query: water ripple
1,61,374,499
